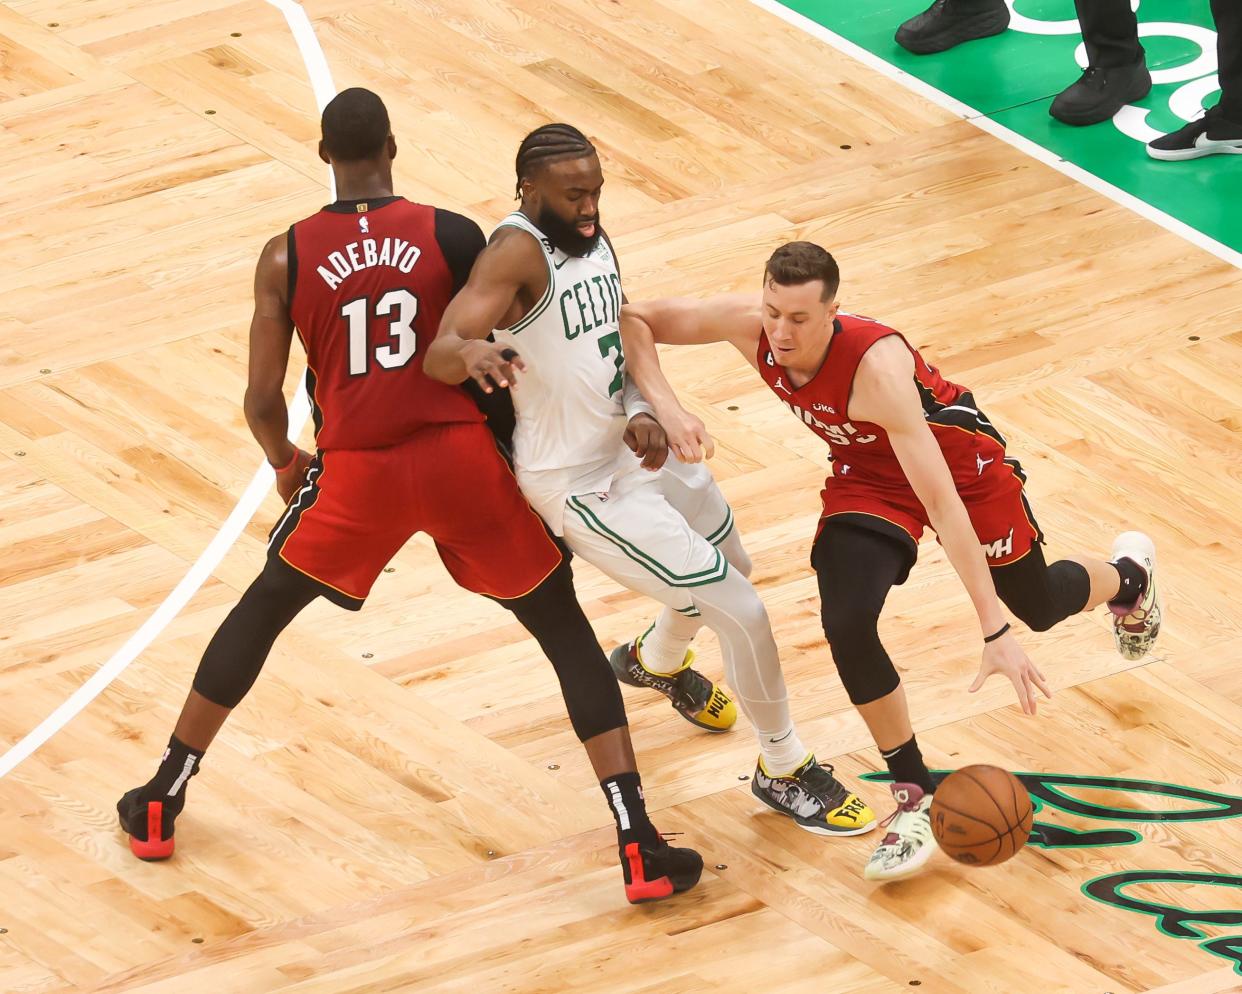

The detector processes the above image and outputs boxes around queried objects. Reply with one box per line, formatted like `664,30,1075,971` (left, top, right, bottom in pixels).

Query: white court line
0,0,336,780
748,0,1242,271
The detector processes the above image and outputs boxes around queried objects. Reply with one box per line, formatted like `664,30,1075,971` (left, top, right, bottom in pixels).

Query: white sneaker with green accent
863,783,937,881
1109,531,1162,661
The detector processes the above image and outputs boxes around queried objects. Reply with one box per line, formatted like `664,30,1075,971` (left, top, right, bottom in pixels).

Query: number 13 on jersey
341,288,419,376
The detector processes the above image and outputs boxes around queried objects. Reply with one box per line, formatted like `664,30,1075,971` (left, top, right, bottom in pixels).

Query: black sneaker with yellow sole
609,640,736,732
752,754,877,836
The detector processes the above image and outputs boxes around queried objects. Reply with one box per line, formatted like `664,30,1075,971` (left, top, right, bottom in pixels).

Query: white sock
637,610,700,675
759,732,810,777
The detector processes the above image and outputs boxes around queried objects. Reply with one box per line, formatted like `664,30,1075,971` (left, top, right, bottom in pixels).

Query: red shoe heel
622,841,674,904
128,801,175,861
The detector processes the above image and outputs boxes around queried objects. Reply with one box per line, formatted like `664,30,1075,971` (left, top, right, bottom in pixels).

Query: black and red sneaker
116,787,180,861
619,833,703,905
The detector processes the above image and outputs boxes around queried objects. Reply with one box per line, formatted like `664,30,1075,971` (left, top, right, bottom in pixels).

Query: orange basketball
930,765,1033,867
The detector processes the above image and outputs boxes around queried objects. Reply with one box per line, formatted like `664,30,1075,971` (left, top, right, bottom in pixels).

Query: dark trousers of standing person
1211,0,1242,122
1074,0,1143,68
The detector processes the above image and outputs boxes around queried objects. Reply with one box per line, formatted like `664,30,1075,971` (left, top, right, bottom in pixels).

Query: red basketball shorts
816,456,1044,579
268,422,563,609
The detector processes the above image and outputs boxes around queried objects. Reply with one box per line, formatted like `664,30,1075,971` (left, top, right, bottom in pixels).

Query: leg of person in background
115,558,324,860
811,523,940,881
608,459,742,734
564,469,876,839
895,0,1010,57
990,531,1161,662
1148,0,1242,159
116,556,703,904
499,559,703,904
1051,0,1151,126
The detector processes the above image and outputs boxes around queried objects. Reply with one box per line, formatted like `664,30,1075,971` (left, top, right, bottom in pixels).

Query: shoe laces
878,786,924,828
795,761,848,805
875,788,930,847
1079,66,1108,89
673,667,712,711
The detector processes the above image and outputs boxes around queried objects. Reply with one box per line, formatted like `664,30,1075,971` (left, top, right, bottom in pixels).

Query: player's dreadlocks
514,123,596,197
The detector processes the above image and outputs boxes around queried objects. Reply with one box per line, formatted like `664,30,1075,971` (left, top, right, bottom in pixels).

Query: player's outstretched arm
424,231,539,393
852,337,1051,716
244,234,311,501
619,294,760,463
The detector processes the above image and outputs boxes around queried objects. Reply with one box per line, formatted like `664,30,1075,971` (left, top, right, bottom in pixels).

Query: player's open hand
462,341,526,393
273,446,313,504
625,413,670,471
660,406,716,464
969,631,1051,715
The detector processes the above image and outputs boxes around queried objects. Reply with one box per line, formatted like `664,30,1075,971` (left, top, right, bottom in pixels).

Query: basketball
930,765,1033,867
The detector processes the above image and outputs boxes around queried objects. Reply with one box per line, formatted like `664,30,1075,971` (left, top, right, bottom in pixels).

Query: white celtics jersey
491,211,637,533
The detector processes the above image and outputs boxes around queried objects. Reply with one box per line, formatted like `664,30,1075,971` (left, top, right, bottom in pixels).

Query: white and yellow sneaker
1109,531,1162,661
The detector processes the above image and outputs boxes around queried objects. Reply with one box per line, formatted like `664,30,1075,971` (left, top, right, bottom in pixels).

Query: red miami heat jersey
288,197,484,450
757,313,1009,494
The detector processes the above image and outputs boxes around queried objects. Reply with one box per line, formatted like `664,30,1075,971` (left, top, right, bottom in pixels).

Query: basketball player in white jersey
425,124,876,839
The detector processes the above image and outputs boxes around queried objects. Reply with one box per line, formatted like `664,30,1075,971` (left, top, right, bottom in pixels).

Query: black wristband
984,622,1011,644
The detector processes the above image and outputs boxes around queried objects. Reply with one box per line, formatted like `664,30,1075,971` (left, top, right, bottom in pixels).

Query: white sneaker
1109,532,1162,661
863,783,938,881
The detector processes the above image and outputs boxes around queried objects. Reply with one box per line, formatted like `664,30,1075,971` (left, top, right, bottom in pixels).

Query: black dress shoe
1050,60,1152,126
896,0,1010,55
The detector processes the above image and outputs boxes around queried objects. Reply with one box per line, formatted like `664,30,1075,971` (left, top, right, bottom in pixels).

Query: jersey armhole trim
286,225,298,311
843,330,905,420
494,221,556,334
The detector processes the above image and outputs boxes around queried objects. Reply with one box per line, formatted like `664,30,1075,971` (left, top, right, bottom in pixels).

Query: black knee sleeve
192,558,319,708
821,599,901,705
813,523,910,707
500,560,628,742
993,548,1090,633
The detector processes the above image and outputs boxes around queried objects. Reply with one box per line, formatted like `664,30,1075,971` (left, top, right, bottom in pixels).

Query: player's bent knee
820,600,899,705
190,559,319,709
718,530,753,579
1007,601,1062,633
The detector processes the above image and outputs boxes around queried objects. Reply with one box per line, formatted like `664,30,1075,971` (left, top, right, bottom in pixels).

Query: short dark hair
515,123,596,196
321,88,391,162
764,242,840,301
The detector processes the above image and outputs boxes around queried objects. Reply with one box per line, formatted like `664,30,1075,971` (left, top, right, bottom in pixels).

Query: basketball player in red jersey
620,241,1162,880
115,88,701,905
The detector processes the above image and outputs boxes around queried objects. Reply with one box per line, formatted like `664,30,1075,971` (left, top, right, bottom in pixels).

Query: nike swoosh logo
769,730,794,744
553,257,569,269
1195,131,1242,149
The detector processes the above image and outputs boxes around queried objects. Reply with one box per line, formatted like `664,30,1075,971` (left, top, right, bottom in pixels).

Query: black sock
1109,557,1147,608
142,735,202,810
880,735,935,795
601,772,658,847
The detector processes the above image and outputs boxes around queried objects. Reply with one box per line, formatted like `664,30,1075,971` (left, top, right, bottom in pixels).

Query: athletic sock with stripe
141,735,202,813
601,772,659,847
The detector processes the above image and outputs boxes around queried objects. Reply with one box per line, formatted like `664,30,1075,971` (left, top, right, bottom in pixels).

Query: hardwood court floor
1,1,1240,992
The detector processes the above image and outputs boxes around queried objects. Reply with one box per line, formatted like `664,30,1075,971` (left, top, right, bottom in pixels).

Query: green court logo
862,770,1242,973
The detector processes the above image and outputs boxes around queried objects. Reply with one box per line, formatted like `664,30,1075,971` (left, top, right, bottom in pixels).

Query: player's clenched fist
624,413,670,471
